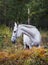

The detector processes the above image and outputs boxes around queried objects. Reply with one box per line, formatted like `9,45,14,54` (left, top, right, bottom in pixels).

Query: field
0,25,48,65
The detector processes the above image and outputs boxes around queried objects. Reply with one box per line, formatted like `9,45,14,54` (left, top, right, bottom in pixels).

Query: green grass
0,25,11,37
0,25,12,49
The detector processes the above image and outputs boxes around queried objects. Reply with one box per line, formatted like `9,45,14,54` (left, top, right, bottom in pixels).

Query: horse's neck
19,25,34,38
19,24,35,30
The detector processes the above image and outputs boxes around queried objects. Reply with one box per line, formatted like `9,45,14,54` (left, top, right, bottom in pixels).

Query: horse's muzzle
12,41,16,44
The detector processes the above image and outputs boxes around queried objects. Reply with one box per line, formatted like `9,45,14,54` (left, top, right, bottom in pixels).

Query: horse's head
11,22,22,44
11,22,18,43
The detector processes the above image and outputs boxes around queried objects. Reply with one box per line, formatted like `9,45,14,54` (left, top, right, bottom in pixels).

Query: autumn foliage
0,47,48,65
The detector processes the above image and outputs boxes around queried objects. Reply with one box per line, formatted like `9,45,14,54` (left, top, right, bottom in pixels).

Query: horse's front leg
29,44,32,49
24,43,32,49
24,44,26,49
38,45,41,48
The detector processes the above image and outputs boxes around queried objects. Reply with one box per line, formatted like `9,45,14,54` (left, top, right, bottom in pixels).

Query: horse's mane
20,24,35,28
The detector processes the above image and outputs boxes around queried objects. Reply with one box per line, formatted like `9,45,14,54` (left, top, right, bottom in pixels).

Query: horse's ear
14,22,17,27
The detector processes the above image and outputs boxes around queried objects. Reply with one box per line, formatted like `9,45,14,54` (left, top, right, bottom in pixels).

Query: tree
0,0,48,29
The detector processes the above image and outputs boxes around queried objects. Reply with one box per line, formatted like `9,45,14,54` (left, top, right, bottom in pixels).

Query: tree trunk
28,8,30,24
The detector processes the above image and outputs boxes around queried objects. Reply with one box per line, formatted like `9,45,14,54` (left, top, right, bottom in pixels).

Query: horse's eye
14,31,16,33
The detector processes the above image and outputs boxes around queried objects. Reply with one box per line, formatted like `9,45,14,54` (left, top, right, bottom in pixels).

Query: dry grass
0,47,48,65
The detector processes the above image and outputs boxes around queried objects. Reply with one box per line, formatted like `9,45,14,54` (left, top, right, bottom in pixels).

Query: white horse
11,22,41,49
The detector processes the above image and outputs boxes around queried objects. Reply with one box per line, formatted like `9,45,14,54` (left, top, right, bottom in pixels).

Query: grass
0,25,48,65
0,25,12,49
0,47,48,65
40,30,48,48
0,25,11,37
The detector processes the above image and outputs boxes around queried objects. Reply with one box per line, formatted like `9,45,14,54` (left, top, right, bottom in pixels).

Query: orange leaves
0,52,9,61
0,47,48,62
22,49,33,57
0,52,8,58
